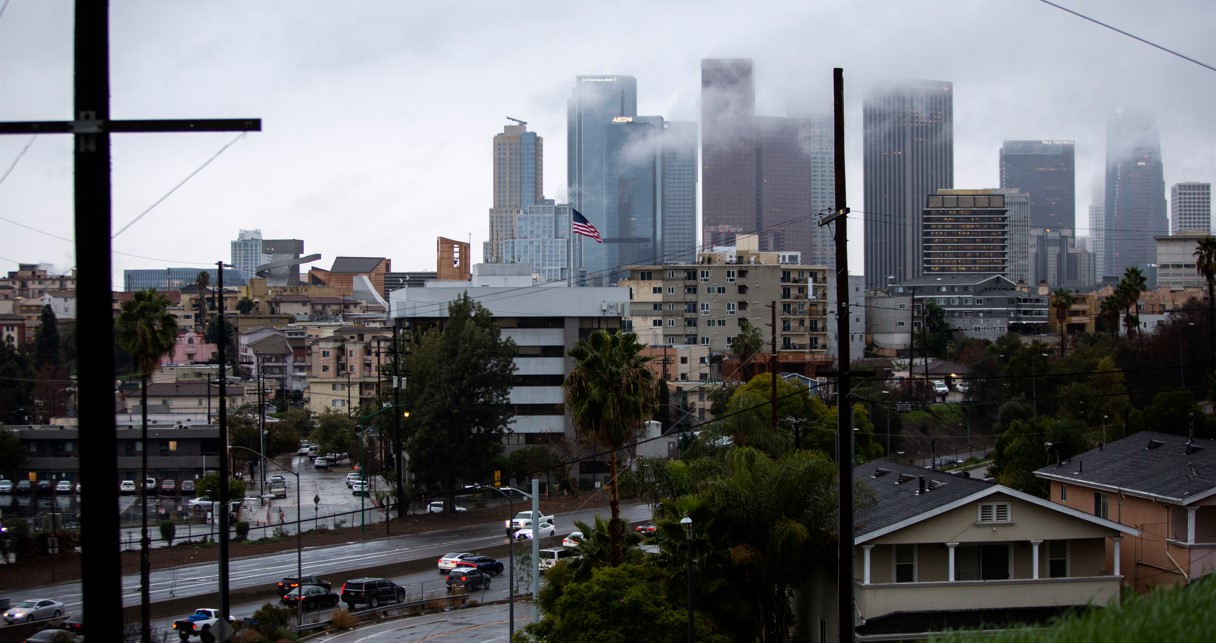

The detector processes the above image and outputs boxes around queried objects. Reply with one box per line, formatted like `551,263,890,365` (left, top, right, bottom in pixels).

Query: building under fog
1103,108,1167,282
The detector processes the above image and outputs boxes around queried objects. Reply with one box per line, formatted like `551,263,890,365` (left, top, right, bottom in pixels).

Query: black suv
340,577,405,609
446,567,492,592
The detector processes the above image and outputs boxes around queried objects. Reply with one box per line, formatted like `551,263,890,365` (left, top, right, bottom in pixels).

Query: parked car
932,380,949,395
160,479,177,494
339,577,404,609
351,481,369,496
281,584,341,610
15,480,31,494
36,480,51,492
427,501,467,513
268,474,286,485
345,473,364,488
537,547,578,573
144,477,157,491
0,479,11,493
54,480,73,494
119,479,136,494
436,552,475,572
61,612,83,634
297,443,312,455
3,598,64,624
445,567,492,592
634,522,658,537
21,629,76,642
452,555,504,575
313,457,330,469
562,531,584,548
514,521,557,540
180,480,196,496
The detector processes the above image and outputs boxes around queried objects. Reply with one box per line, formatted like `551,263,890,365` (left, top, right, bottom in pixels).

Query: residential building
231,229,269,282
567,74,638,286
1156,232,1209,289
122,382,246,415
1170,182,1211,235
619,235,831,373
169,330,216,366
921,189,1011,278
0,264,77,299
389,263,630,445
1036,431,1216,593
863,79,954,289
123,267,245,292
874,275,1050,347
999,140,1076,230
303,324,392,414
806,459,1137,641
1103,108,1167,281
0,313,25,344
486,121,544,265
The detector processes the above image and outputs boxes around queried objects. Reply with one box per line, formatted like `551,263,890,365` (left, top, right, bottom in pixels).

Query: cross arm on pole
0,118,262,135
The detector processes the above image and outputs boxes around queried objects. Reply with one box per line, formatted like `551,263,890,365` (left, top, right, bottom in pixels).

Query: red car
634,523,657,537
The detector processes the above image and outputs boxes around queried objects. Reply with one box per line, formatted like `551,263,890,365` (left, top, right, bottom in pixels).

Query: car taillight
340,583,347,594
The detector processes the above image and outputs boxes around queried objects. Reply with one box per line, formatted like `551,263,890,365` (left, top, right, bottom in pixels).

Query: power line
1038,0,1216,73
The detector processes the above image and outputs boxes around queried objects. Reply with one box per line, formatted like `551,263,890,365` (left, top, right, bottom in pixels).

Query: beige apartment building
619,241,828,363
304,325,393,414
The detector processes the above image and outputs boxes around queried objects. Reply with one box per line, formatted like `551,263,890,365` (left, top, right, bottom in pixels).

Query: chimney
918,475,926,495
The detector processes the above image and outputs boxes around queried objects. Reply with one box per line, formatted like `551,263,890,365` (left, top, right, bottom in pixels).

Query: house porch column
1112,536,1122,576
862,545,874,585
947,542,958,581
1187,507,1197,544
1030,540,1043,580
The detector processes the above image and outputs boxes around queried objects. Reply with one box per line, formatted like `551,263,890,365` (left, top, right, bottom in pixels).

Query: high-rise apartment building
487,121,544,264
863,79,954,290
921,189,1010,278
701,59,757,250
999,141,1075,230
1171,182,1211,235
568,75,638,285
1103,108,1167,280
231,229,269,282
701,60,835,267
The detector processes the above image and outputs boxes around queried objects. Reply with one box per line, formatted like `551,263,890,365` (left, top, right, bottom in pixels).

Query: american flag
572,209,602,243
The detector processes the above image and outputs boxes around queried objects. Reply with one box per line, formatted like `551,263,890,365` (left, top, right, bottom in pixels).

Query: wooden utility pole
771,301,778,432
0,4,259,637
818,67,854,643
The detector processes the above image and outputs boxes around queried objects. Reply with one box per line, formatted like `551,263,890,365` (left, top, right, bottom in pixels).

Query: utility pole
0,6,259,636
818,68,855,643
216,262,233,624
392,323,405,519
771,301,778,433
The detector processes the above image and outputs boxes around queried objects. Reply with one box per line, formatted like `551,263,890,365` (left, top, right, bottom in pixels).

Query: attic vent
873,468,891,478
1185,443,1203,455
895,473,916,485
1147,439,1165,450
927,479,946,491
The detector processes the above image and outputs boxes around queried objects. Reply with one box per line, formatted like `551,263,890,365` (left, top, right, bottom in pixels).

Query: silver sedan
3,598,65,624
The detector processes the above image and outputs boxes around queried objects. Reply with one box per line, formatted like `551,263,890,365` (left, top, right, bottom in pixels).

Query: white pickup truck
172,608,235,642
511,509,554,531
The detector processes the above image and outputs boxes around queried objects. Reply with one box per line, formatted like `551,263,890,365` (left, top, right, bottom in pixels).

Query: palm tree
117,288,178,643
194,270,211,332
1118,266,1148,340
1099,294,1122,338
1194,236,1216,374
564,330,659,567
1051,288,1074,356
731,318,764,379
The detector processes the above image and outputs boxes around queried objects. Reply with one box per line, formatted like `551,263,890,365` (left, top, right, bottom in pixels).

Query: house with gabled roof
1034,431,1216,593
806,459,1138,641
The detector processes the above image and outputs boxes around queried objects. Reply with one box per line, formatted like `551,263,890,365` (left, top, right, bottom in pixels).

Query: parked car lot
159,479,176,495
180,480,196,496
119,480,136,494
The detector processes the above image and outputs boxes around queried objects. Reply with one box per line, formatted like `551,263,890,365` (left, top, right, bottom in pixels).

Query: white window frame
726,302,737,316
700,302,710,316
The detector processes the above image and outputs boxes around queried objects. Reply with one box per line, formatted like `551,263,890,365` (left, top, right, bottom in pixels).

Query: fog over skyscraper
863,79,954,289
999,140,1075,231
1103,108,1167,280
701,59,757,250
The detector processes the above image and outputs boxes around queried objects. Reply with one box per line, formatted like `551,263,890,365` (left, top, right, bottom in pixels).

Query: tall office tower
487,121,544,263
568,75,638,285
755,115,837,268
660,121,699,264
863,79,954,290
996,189,1031,283
1103,108,1167,280
1171,182,1211,234
999,140,1076,230
921,189,1010,278
500,202,573,282
231,229,268,282
701,59,757,249
1089,183,1106,281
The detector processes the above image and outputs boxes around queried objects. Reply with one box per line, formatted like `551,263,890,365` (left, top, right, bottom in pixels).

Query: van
537,547,578,573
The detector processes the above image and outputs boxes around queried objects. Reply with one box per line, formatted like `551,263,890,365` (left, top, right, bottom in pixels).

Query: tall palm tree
1119,266,1148,340
117,288,178,643
1194,236,1216,374
564,330,659,566
1051,288,1074,357
1099,294,1122,338
731,318,764,379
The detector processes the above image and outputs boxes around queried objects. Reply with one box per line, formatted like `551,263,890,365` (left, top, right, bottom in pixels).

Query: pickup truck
511,509,554,531
277,575,331,597
172,608,234,641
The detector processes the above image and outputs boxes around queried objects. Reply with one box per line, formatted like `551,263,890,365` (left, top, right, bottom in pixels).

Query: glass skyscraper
500,203,572,283
1104,108,1166,280
487,121,544,264
999,140,1075,231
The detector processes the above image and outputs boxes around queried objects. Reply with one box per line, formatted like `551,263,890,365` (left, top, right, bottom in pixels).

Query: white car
351,481,369,496
2,598,64,624
345,472,363,487
514,521,557,541
427,501,467,513
437,552,475,572
561,531,584,548
119,480,137,494
932,380,949,395
0,479,12,493
55,480,74,494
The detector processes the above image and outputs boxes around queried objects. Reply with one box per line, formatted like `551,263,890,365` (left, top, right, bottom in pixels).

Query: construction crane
506,116,527,127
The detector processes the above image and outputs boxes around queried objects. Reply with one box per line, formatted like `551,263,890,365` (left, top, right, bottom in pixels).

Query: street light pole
479,484,515,640
681,515,693,642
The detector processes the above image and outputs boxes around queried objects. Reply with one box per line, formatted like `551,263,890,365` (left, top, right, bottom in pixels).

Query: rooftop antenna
506,116,527,127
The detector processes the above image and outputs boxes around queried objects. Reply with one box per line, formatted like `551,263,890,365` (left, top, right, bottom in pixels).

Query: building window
727,303,736,316
1060,484,1067,502
639,271,653,280
1048,540,1068,578
322,365,330,372
700,303,710,315
955,544,1010,581
652,319,663,327
726,269,736,282
977,502,1012,524
894,544,916,582
666,319,676,327
1094,492,1109,519
652,287,662,294
322,350,330,358
332,399,345,408
667,287,675,294
700,270,710,282
700,337,710,345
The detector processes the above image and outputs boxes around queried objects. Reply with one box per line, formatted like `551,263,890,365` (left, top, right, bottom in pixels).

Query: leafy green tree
913,301,952,358
33,305,61,371
1117,266,1148,340
116,287,178,642
0,428,28,473
706,381,740,417
1129,390,1211,439
990,416,1090,497
565,330,659,566
1098,293,1122,337
503,446,562,492
1051,288,1074,357
310,411,355,458
158,520,176,547
730,318,764,377
712,373,829,456
404,293,517,509
235,297,255,315
0,339,34,424
194,471,246,501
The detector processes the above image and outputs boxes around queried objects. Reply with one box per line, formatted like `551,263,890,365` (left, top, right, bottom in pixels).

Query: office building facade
701,59,757,250
1103,108,1167,280
124,267,245,292
487,121,544,264
660,121,699,265
921,190,1010,278
863,79,954,289
500,203,574,283
999,140,1076,230
1170,182,1211,235
231,229,269,282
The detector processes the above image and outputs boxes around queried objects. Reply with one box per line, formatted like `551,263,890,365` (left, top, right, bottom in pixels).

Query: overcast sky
1,0,1213,285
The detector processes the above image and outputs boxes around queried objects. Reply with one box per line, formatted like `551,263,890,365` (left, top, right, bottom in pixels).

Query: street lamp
356,404,410,534
478,484,515,640
229,445,303,626
681,515,693,643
